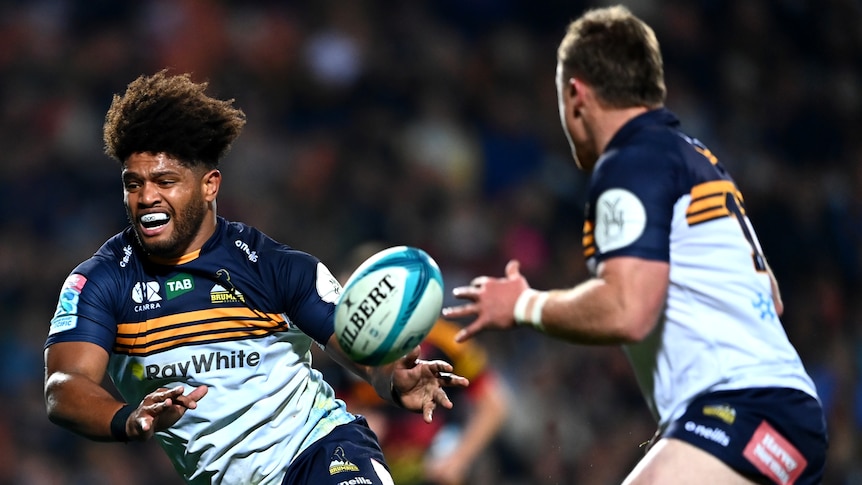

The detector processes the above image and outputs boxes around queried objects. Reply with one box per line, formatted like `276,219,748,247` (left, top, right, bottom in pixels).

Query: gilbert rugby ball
335,246,444,366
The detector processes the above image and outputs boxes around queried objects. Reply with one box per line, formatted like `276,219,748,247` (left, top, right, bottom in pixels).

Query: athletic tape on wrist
110,404,135,442
513,289,532,323
514,289,547,330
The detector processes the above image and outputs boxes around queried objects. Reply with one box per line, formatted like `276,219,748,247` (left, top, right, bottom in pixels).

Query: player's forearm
324,335,401,406
364,363,405,407
526,279,654,344
45,371,129,441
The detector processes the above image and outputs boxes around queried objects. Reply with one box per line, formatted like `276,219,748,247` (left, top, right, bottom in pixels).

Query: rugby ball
335,246,444,366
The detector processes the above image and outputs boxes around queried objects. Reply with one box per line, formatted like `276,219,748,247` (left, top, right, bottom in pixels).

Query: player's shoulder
594,108,728,193
219,218,324,280
73,228,140,278
221,219,308,257
54,229,139,322
601,109,686,167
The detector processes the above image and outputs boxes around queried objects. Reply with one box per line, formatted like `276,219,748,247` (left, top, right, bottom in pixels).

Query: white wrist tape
513,289,548,330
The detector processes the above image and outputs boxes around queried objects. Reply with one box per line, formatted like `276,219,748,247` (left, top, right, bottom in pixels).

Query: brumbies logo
703,404,737,425
212,269,244,303
329,447,360,475
210,283,244,303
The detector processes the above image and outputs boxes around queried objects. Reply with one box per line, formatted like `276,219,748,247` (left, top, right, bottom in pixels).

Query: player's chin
137,232,182,258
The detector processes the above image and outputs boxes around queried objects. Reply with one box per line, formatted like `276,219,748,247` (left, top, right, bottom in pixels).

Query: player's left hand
390,346,469,423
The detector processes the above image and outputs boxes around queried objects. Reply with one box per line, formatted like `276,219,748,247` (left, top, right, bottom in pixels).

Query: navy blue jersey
580,109,825,482
47,217,356,484
48,217,337,351
580,108,818,425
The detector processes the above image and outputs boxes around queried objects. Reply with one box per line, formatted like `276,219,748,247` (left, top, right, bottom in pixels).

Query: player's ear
570,78,586,116
202,169,221,201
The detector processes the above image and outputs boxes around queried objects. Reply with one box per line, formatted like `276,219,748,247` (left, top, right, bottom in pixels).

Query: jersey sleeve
45,262,120,353
588,146,681,263
269,248,341,345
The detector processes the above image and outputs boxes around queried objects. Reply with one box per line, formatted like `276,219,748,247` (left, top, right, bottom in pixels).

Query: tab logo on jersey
594,188,646,253
132,281,162,311
166,273,194,300
49,274,87,335
329,447,360,475
743,420,806,485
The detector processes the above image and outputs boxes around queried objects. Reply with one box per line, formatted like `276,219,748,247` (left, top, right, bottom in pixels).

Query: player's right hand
128,385,208,440
443,260,529,342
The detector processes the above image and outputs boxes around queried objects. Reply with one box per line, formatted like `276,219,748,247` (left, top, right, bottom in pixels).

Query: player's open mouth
140,212,171,230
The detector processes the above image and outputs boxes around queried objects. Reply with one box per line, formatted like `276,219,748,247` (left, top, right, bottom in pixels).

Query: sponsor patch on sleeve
49,274,87,335
316,262,342,304
743,420,807,485
594,188,647,253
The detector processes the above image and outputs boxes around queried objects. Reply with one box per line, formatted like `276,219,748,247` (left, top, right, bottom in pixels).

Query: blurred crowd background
1,0,860,483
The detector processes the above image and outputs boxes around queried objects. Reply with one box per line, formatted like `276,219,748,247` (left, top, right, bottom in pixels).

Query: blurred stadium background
0,0,859,483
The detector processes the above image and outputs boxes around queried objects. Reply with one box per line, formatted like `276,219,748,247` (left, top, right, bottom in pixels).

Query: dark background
1,0,859,483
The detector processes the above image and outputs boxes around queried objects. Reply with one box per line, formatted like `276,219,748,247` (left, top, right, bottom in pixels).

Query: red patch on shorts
743,421,807,485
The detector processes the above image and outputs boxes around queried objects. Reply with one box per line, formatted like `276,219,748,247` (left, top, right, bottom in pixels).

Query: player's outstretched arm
325,339,469,423
444,257,669,345
45,341,207,442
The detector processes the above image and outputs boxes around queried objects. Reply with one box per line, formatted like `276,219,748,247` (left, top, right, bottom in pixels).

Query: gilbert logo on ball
335,246,444,366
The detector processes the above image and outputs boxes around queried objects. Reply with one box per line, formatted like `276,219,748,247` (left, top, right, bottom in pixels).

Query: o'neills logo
120,245,133,267
234,239,259,262
684,421,730,447
339,274,396,348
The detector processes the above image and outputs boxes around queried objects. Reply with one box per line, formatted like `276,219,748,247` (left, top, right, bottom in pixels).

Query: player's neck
146,213,219,266
593,106,650,155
